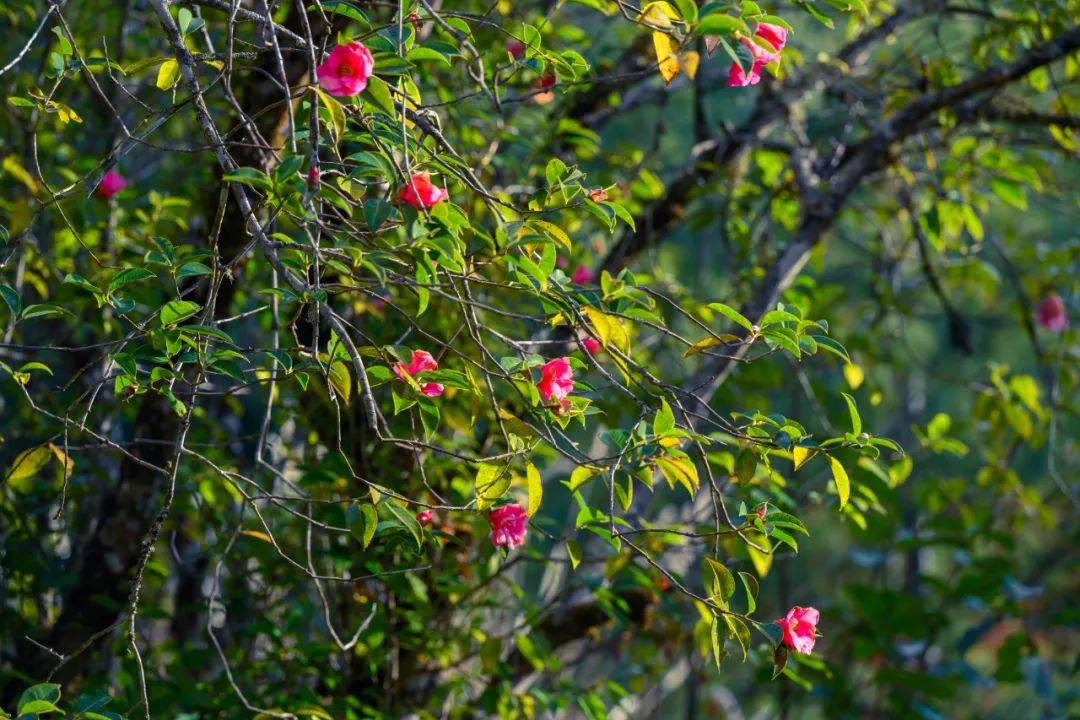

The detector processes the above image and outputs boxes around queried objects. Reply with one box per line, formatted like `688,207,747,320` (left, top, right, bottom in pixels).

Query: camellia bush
0,0,1077,718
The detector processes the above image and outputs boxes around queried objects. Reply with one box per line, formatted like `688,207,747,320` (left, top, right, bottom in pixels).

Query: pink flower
755,22,789,53
316,42,375,97
571,266,595,285
489,503,528,549
393,349,444,397
1036,293,1067,332
307,165,320,188
398,172,449,209
581,336,601,355
777,605,819,655
506,39,526,60
727,23,787,88
587,188,609,202
537,357,574,404
96,170,126,200
417,509,434,527
556,255,570,269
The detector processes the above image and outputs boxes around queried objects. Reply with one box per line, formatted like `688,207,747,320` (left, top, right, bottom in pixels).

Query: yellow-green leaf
6,445,53,492
328,361,352,404
569,464,600,491
829,456,850,510
655,453,699,495
792,446,812,471
475,463,511,510
640,2,682,85
683,333,740,358
156,59,180,90
313,87,346,141
525,463,542,516
567,539,582,570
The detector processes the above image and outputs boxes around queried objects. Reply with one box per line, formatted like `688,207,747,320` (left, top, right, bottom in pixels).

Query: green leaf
724,614,751,660
841,392,862,435
18,684,61,715
708,302,753,332
734,447,757,483
829,456,850,510
653,398,676,436
159,299,201,326
348,503,378,548
710,615,726,670
385,500,423,551
696,13,741,36
738,571,758,614
364,76,396,116
222,166,272,191
364,198,393,232
0,283,21,316
176,261,212,279
704,557,735,601
108,267,155,295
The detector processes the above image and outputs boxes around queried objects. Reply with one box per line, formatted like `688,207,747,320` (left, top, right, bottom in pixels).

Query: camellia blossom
489,503,528,549
1036,293,1067,332
571,265,595,285
727,22,788,87
393,349,444,397
537,357,574,405
307,165,320,188
316,42,375,97
535,70,557,105
417,509,434,527
506,39,526,60
398,172,449,209
581,336,601,355
777,605,819,655
96,170,126,200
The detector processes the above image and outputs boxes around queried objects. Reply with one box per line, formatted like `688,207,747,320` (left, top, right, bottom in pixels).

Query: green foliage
0,0,1076,718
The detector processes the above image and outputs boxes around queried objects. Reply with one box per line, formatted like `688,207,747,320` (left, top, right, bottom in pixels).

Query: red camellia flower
537,357,574,407
417,509,434,527
96,170,127,200
316,42,375,97
535,70,557,105
393,349,444,397
728,22,788,88
398,172,449,209
489,503,528,549
581,336,601,355
777,605,819,654
1036,293,1067,332
506,39,526,60
571,265,595,285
